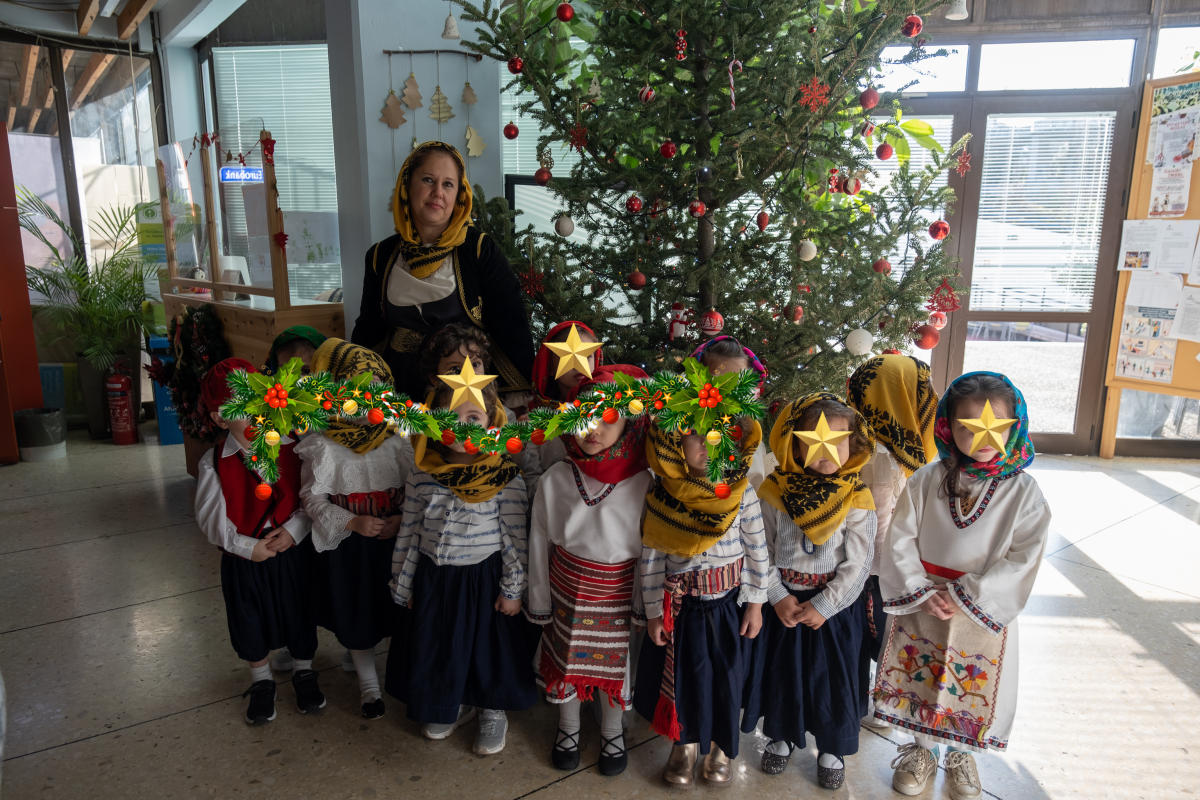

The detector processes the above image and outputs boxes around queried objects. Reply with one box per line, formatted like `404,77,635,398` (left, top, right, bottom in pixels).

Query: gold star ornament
438,359,498,411
544,324,602,379
793,412,853,468
958,400,1017,457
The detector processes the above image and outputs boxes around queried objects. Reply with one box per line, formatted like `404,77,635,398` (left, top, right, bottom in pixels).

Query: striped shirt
389,470,529,603
635,486,770,621
763,503,876,620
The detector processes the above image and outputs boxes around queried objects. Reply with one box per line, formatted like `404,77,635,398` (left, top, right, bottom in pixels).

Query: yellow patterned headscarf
311,338,395,454
392,141,473,278
758,393,875,547
846,354,938,476
412,399,519,504
642,421,763,558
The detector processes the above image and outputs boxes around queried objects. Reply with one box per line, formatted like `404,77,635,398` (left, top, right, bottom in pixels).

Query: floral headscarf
563,365,650,484
934,371,1034,480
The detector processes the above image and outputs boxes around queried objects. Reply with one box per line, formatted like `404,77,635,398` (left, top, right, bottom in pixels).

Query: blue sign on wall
219,166,264,183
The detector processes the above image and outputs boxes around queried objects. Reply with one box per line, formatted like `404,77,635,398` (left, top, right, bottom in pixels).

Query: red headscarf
529,320,604,409
563,365,650,484
200,358,257,419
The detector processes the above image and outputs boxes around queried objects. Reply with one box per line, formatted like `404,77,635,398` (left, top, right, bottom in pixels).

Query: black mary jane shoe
760,740,794,775
817,755,846,790
551,729,581,770
598,733,628,776
361,698,386,720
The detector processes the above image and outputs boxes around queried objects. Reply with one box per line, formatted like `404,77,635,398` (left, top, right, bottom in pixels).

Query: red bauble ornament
928,220,950,240
366,408,386,426
859,87,880,110
254,483,273,501
714,482,732,499
660,140,677,159
245,426,258,439
876,142,893,160
785,304,804,324
872,258,892,275
901,14,923,37
861,121,875,137
555,2,574,22
913,324,941,350
840,176,862,195
626,195,643,213
639,85,655,104
699,309,725,336
534,167,552,186
602,407,620,425
464,440,479,455
506,436,524,454
729,425,743,440
689,199,707,218
628,270,647,289
441,429,456,446
531,429,546,446
930,311,948,330
756,211,769,231
503,122,519,140
507,57,524,74
322,400,333,410
807,25,817,33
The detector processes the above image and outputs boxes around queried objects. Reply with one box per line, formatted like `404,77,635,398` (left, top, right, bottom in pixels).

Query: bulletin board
1101,72,1200,458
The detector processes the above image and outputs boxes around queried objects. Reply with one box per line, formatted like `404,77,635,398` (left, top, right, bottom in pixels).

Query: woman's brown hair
939,374,1017,500
407,144,465,194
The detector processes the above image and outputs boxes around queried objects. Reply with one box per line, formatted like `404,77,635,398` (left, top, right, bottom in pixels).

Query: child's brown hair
418,323,493,387
795,397,871,471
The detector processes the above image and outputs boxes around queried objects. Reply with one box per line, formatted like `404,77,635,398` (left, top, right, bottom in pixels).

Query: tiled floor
2,427,1198,799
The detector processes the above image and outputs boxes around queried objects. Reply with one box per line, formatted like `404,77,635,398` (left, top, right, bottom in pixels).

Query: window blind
499,49,582,176
970,112,1115,313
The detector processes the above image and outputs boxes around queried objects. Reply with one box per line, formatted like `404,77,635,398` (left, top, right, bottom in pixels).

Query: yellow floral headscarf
642,421,764,558
846,354,938,476
412,394,519,504
392,141,474,278
758,393,875,547
311,339,395,454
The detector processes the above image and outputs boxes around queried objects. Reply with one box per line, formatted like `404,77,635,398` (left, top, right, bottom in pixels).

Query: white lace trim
295,433,415,496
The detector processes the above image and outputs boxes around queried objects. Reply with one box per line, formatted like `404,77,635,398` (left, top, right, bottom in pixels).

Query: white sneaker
945,751,983,800
422,705,477,740
342,649,356,672
474,709,508,755
270,648,294,671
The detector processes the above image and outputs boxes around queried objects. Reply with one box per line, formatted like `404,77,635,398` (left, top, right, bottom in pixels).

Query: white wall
325,0,502,337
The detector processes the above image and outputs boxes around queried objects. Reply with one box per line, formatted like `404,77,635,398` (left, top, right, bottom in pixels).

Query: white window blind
213,45,339,297
499,50,582,176
971,112,1115,313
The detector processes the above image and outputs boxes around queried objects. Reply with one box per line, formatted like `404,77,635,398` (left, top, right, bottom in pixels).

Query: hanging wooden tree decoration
462,82,479,105
401,73,423,109
429,86,455,123
466,126,487,157
380,90,406,128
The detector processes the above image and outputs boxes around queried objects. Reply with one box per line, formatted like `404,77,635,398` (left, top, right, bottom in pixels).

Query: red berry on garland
654,400,664,410
503,122,519,140
602,407,620,425
367,408,386,426
556,2,574,22
254,483,273,501
913,324,941,350
928,220,950,240
876,142,893,160
930,311,948,330
250,455,258,462
274,383,282,390
872,258,892,275
626,195,643,213
507,57,524,74
689,199,707,218
506,436,524,454
531,429,546,446
363,392,371,400
730,425,743,440
901,14,923,37
714,482,731,499
534,167,552,186
756,211,769,231
441,429,456,446
627,270,647,289
323,400,333,410
279,399,288,408
660,140,677,159
859,87,880,110
573,399,582,408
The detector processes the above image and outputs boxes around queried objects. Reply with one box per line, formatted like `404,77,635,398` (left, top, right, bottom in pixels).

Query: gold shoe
700,742,732,786
663,743,698,788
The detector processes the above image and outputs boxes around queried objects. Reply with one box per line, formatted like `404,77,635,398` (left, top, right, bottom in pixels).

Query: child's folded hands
346,515,387,537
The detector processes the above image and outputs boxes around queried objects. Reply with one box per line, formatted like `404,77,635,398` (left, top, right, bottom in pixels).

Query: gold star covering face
793,412,853,468
438,358,498,411
958,400,1017,457
544,324,602,380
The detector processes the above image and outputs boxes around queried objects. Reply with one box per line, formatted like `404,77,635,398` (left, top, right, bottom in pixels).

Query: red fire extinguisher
106,362,139,446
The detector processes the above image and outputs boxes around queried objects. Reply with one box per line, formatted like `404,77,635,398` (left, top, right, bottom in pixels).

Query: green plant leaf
899,119,934,137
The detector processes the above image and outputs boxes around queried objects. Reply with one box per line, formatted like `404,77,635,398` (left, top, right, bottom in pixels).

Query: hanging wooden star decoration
957,400,1017,457
545,324,602,379
793,412,852,467
438,359,498,411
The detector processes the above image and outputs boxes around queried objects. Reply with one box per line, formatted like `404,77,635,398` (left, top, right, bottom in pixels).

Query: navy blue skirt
633,591,753,759
221,537,318,663
385,551,538,724
314,533,397,650
741,586,869,757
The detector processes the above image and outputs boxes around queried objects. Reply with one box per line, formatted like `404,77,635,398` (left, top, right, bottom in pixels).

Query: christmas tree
458,0,967,401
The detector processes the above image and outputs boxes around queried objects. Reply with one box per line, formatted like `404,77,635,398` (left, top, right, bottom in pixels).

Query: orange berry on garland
405,399,413,408
714,482,731,499
367,408,386,426
602,407,620,424
254,483,273,500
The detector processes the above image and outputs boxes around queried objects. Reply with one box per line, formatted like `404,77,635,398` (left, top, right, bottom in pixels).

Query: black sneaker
243,679,277,725
598,732,627,777
362,698,386,719
293,669,326,714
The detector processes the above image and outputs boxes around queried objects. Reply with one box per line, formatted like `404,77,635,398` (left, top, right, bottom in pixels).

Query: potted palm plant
21,189,156,439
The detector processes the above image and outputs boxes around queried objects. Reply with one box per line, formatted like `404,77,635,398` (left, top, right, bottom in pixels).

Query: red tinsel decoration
274,231,289,261
926,278,962,313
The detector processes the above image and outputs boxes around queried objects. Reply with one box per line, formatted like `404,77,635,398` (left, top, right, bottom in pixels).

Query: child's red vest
215,441,302,538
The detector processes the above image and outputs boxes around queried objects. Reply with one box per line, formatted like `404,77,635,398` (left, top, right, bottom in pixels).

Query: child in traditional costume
296,340,413,720
525,321,604,484
874,372,1051,800
743,394,877,788
526,365,652,777
691,335,777,488
846,354,939,728
264,325,327,375
194,358,324,724
386,372,535,755
632,424,769,788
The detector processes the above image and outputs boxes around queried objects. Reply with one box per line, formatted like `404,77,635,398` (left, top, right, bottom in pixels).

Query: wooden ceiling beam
117,0,157,40
69,53,116,111
7,100,16,132
77,0,100,35
18,45,38,106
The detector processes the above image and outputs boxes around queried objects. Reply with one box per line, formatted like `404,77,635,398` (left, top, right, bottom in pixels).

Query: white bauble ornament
845,328,874,356
798,240,818,261
554,216,575,236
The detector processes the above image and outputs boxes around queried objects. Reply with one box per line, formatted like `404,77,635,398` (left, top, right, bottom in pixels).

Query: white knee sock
250,664,272,683
293,659,312,672
350,648,380,703
556,697,581,747
600,693,624,755
818,753,844,769
766,740,793,756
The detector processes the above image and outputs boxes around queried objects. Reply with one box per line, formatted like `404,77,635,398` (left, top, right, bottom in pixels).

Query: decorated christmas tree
459,0,967,401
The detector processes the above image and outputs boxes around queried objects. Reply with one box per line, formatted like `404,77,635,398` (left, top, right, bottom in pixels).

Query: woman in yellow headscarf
349,141,536,402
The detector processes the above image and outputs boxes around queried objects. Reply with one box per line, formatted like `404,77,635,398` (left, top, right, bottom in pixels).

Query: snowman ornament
668,301,693,342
